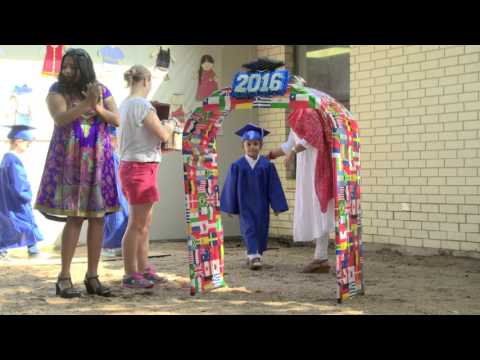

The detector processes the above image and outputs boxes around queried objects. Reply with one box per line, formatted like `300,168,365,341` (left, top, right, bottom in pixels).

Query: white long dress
281,130,335,243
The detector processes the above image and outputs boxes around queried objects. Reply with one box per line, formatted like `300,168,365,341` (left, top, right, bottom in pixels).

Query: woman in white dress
268,128,335,273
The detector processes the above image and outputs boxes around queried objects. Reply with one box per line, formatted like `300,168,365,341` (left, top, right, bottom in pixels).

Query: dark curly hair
57,48,98,98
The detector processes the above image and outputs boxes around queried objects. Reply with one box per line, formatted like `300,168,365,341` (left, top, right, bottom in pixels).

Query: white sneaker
102,248,122,258
248,257,263,270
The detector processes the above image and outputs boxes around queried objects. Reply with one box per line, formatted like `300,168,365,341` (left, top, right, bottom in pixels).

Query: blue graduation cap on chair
4,125,36,141
235,123,270,142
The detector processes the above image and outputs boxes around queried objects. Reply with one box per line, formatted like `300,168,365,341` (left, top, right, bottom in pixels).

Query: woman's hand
284,150,295,169
162,119,176,133
82,83,100,110
94,88,105,114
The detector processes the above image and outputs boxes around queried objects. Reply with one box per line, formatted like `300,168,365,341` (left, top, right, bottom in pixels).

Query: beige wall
350,45,480,252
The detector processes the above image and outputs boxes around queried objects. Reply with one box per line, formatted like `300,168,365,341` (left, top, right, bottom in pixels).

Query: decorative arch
182,84,364,303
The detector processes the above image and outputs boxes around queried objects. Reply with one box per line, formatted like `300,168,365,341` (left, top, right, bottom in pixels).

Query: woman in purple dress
35,48,120,298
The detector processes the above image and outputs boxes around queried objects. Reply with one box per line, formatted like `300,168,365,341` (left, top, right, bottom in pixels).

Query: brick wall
350,45,480,252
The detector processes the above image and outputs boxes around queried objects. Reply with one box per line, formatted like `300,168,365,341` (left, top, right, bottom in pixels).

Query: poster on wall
147,46,223,117
10,84,33,126
41,45,65,77
99,45,125,73
99,45,125,64
195,54,219,102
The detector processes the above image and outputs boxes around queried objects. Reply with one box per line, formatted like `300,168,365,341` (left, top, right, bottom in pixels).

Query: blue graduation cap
235,123,270,142
5,125,36,141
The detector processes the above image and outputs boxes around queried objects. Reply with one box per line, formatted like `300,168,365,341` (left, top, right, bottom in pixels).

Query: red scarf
288,108,334,213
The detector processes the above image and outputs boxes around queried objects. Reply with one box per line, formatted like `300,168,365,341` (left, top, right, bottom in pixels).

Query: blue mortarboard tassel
235,123,270,142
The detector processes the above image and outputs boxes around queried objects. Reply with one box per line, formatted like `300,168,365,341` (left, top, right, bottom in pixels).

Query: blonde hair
124,65,151,87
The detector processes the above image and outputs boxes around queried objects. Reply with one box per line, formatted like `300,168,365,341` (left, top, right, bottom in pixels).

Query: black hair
57,48,98,98
198,54,215,86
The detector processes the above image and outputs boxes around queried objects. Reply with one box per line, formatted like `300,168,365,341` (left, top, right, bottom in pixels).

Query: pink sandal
122,272,154,289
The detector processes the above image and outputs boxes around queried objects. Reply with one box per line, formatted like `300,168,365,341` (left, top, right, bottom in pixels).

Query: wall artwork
41,45,65,77
195,54,219,102
9,84,33,127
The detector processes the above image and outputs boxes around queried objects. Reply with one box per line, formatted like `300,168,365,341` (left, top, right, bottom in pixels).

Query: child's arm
8,161,32,204
267,163,289,214
220,163,240,215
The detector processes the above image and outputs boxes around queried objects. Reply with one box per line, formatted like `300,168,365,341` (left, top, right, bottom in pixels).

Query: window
285,45,351,180
296,45,351,109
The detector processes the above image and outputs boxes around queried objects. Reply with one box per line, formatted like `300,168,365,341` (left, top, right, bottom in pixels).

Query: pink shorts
119,161,160,205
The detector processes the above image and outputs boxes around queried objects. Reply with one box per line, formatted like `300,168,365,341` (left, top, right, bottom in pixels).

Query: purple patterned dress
35,82,120,220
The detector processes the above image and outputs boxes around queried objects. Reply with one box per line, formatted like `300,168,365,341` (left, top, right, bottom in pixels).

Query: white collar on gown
244,154,259,170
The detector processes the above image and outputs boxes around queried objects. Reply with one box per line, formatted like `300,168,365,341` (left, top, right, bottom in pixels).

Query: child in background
102,125,128,258
0,125,43,258
220,124,288,270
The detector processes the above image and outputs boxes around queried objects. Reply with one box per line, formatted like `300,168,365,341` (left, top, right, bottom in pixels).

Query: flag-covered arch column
182,84,364,303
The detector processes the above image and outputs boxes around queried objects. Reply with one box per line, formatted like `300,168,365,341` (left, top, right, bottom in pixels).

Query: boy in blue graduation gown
220,124,288,270
0,125,43,258
102,125,128,258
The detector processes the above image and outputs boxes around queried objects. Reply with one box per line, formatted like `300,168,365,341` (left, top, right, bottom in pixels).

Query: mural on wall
9,84,33,127
99,45,125,65
98,45,125,73
148,46,223,115
195,54,219,102
41,45,65,77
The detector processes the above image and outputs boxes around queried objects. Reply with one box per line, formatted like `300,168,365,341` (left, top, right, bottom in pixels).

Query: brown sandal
301,260,331,274
56,277,82,298
84,275,112,297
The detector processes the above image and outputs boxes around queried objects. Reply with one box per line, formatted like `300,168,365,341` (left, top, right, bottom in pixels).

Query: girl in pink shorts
118,65,176,289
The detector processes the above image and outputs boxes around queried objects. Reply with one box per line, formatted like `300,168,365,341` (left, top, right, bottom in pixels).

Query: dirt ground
1,240,479,315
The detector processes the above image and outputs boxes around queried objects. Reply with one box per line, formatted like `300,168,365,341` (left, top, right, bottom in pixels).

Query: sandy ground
1,240,479,315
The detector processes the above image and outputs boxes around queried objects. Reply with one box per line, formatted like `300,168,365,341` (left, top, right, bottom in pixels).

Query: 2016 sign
231,70,289,98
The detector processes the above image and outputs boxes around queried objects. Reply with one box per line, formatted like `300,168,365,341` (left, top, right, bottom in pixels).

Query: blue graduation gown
0,153,43,249
220,156,288,255
103,152,128,249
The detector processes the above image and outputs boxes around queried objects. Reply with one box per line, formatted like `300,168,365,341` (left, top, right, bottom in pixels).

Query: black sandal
56,277,82,299
84,275,112,297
